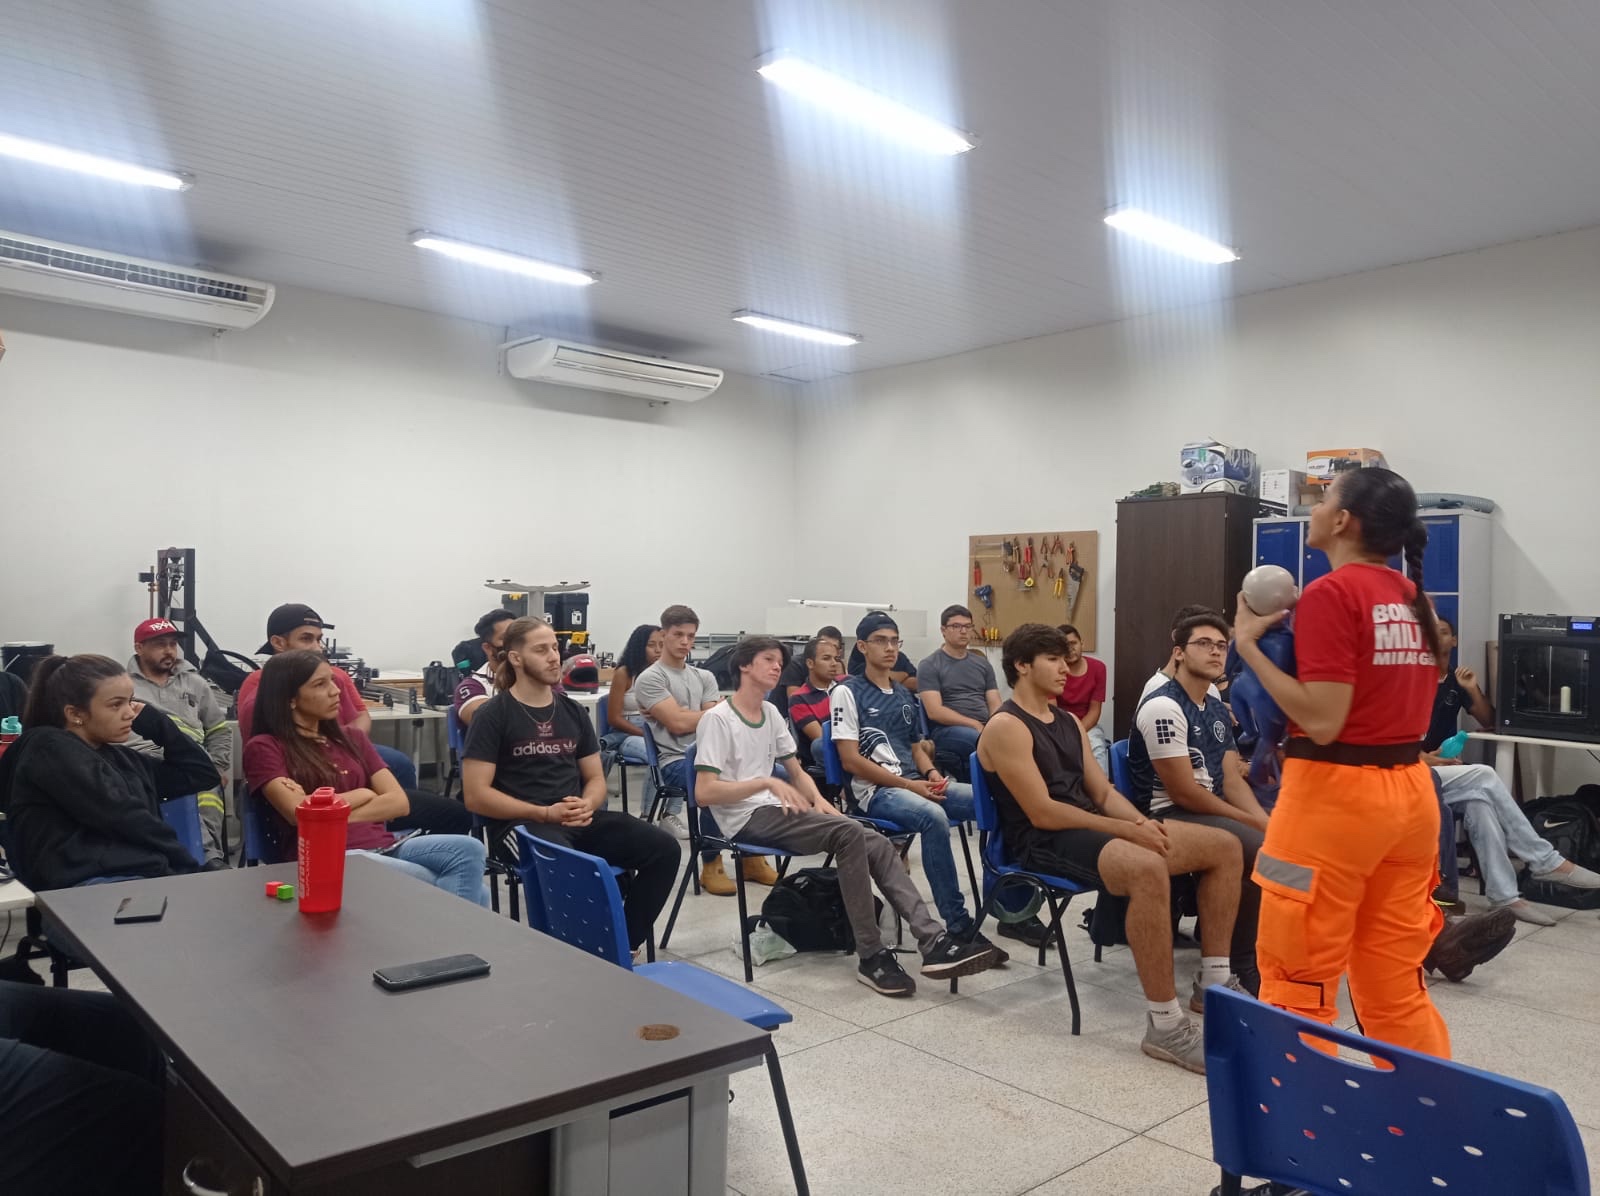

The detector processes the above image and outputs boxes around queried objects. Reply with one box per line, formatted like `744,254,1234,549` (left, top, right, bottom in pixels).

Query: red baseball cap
134,618,181,645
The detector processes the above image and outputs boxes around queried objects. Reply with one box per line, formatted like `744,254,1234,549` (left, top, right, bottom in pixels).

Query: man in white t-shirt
695,636,997,998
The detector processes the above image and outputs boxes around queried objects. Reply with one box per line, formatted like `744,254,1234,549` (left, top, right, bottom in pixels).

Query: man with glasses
831,612,1004,960
1130,609,1268,993
917,604,1001,782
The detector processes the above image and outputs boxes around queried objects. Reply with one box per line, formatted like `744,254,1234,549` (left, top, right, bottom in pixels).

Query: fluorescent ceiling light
410,232,598,286
1103,208,1238,264
0,132,191,191
756,54,976,156
732,310,861,347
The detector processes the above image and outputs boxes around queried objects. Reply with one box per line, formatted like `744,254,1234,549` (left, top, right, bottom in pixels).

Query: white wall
0,285,797,668
794,225,1600,724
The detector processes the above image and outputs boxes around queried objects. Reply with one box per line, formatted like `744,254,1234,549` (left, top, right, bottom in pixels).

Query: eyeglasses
944,622,974,632
1185,638,1229,653
867,637,903,649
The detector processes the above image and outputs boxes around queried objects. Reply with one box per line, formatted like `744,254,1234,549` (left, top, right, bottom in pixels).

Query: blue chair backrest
818,721,846,788
160,794,205,865
446,706,465,756
1109,738,1132,794
1205,987,1591,1196
596,694,613,739
640,721,663,772
682,745,700,811
512,827,632,969
966,753,1000,835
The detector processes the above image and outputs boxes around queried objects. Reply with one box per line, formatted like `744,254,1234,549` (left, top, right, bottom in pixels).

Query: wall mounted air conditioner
0,229,275,331
502,336,724,403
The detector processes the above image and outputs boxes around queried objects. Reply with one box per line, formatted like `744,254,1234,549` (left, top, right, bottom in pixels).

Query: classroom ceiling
3,0,1599,383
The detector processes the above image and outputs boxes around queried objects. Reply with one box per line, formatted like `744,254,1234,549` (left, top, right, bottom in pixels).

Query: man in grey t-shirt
633,602,778,896
918,604,1001,780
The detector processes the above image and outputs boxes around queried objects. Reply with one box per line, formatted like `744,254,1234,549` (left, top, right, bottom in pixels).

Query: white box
1260,469,1306,511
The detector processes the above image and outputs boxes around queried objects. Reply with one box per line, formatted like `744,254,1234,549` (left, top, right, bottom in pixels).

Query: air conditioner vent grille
0,235,267,306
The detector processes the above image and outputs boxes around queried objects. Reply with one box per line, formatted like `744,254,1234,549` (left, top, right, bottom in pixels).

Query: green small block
276,885,295,901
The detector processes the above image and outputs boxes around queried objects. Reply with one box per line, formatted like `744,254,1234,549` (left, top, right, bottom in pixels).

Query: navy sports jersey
1129,676,1236,814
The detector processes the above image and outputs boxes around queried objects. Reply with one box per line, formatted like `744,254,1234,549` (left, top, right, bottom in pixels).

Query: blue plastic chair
638,722,685,826
968,751,1092,1034
1108,737,1133,796
657,746,791,982
1204,985,1591,1196
513,830,809,1195
595,698,642,817
159,793,206,865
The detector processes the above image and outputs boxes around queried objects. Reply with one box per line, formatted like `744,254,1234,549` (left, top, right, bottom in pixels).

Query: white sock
1149,998,1186,1031
1200,957,1231,988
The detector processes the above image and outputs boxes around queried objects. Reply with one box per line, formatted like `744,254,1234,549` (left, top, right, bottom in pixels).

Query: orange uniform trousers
1252,757,1450,1059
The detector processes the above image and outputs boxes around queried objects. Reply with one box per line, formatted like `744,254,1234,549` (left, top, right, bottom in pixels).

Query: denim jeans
929,724,982,780
661,759,722,863
863,782,976,933
1435,763,1564,905
374,742,417,790
359,834,490,907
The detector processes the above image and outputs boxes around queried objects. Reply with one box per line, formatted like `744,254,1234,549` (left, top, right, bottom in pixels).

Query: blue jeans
929,724,982,781
359,834,490,907
374,742,417,790
863,782,976,933
1436,763,1564,905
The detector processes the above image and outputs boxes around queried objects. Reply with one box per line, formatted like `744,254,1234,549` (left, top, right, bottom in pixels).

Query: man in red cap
126,618,231,866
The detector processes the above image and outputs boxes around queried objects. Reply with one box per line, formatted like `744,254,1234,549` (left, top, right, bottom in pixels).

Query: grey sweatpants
739,806,943,957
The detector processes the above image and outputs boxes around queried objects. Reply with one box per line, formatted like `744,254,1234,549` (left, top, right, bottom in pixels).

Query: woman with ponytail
1232,468,1473,1058
0,655,218,889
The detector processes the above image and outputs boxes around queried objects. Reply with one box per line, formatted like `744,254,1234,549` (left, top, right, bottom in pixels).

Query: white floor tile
1027,1135,1223,1194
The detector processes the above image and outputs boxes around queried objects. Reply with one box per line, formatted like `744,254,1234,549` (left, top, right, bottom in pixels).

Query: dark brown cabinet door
1112,494,1260,741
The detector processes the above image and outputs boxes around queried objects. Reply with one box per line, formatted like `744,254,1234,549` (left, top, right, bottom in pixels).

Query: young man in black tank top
976,624,1249,1075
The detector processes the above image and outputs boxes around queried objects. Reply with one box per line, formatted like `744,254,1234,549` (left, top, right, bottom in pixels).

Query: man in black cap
237,604,471,836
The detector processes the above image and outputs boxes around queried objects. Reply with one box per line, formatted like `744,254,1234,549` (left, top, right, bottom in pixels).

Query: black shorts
1013,826,1120,888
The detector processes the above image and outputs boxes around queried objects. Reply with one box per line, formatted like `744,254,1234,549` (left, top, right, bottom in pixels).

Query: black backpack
1519,785,1600,909
758,867,879,952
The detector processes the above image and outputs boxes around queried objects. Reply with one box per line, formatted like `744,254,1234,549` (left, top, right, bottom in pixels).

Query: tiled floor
56,836,1600,1195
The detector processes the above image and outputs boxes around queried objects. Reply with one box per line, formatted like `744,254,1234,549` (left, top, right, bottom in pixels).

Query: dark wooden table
39,856,767,1195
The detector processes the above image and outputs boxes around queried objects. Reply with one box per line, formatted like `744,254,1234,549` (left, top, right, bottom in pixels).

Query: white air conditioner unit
502,336,723,403
0,229,275,331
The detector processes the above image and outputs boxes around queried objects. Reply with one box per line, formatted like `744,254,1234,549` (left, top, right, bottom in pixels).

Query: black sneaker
920,932,998,979
955,925,1010,966
857,949,916,997
996,915,1053,951
1423,907,1516,982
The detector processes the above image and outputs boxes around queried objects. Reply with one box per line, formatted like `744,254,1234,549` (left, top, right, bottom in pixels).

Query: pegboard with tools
967,531,1099,649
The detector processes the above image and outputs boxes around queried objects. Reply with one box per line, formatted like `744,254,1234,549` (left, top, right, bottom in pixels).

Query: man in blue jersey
830,611,1003,959
1130,609,1269,994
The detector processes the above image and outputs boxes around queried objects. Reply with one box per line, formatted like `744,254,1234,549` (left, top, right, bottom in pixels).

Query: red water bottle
296,787,350,914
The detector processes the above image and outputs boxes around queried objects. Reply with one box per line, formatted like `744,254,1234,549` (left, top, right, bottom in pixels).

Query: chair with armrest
513,829,807,1195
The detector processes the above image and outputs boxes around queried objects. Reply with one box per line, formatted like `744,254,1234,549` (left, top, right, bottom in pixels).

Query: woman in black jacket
0,655,219,889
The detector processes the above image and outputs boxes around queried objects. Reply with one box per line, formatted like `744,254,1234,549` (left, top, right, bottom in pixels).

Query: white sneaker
1533,863,1600,889
659,813,690,841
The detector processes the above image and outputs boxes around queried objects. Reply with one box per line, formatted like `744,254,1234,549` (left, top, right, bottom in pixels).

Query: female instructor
1233,467,1450,1057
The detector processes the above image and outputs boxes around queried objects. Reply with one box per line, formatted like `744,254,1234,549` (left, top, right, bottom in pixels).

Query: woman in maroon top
1052,624,1108,772
242,651,489,906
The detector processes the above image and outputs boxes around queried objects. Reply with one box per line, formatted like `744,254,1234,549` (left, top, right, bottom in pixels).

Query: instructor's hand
1124,817,1170,856
1232,592,1288,645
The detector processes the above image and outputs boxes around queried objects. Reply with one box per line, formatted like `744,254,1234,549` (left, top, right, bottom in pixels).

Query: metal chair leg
734,854,755,983
763,1039,810,1196
1218,1170,1243,1196
659,853,698,948
957,823,980,905
508,873,520,923
488,869,501,914
619,765,630,817
1046,891,1082,1035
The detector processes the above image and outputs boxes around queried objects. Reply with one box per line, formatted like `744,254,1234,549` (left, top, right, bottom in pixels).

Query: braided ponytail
1403,522,1443,664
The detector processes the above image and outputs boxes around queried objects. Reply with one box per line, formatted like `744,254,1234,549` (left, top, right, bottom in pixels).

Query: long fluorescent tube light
0,133,191,191
756,54,976,156
732,310,861,346
1103,208,1238,264
411,232,598,286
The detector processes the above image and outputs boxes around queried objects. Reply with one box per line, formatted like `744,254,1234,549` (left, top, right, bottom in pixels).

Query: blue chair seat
634,960,793,1033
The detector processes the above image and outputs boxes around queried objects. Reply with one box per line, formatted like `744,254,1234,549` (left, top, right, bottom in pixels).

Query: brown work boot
699,856,736,896
740,856,780,887
1423,907,1516,982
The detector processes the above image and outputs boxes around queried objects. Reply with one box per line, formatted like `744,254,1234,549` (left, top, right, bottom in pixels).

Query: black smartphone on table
373,953,490,992
114,894,168,924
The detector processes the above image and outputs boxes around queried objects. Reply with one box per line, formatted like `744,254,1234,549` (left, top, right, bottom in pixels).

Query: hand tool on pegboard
1066,541,1087,619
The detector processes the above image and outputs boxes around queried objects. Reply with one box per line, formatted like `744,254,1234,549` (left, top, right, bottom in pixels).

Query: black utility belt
1284,738,1421,769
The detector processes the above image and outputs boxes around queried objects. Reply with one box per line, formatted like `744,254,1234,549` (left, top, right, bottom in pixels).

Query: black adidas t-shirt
463,691,599,832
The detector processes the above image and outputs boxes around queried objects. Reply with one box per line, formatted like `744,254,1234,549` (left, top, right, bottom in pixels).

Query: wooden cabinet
1112,494,1262,741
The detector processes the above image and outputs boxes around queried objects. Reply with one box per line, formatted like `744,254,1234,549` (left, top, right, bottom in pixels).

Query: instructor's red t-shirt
1291,563,1436,745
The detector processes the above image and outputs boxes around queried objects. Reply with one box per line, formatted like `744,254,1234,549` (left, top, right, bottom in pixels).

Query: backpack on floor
1518,785,1600,909
758,867,879,953
1082,892,1129,947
